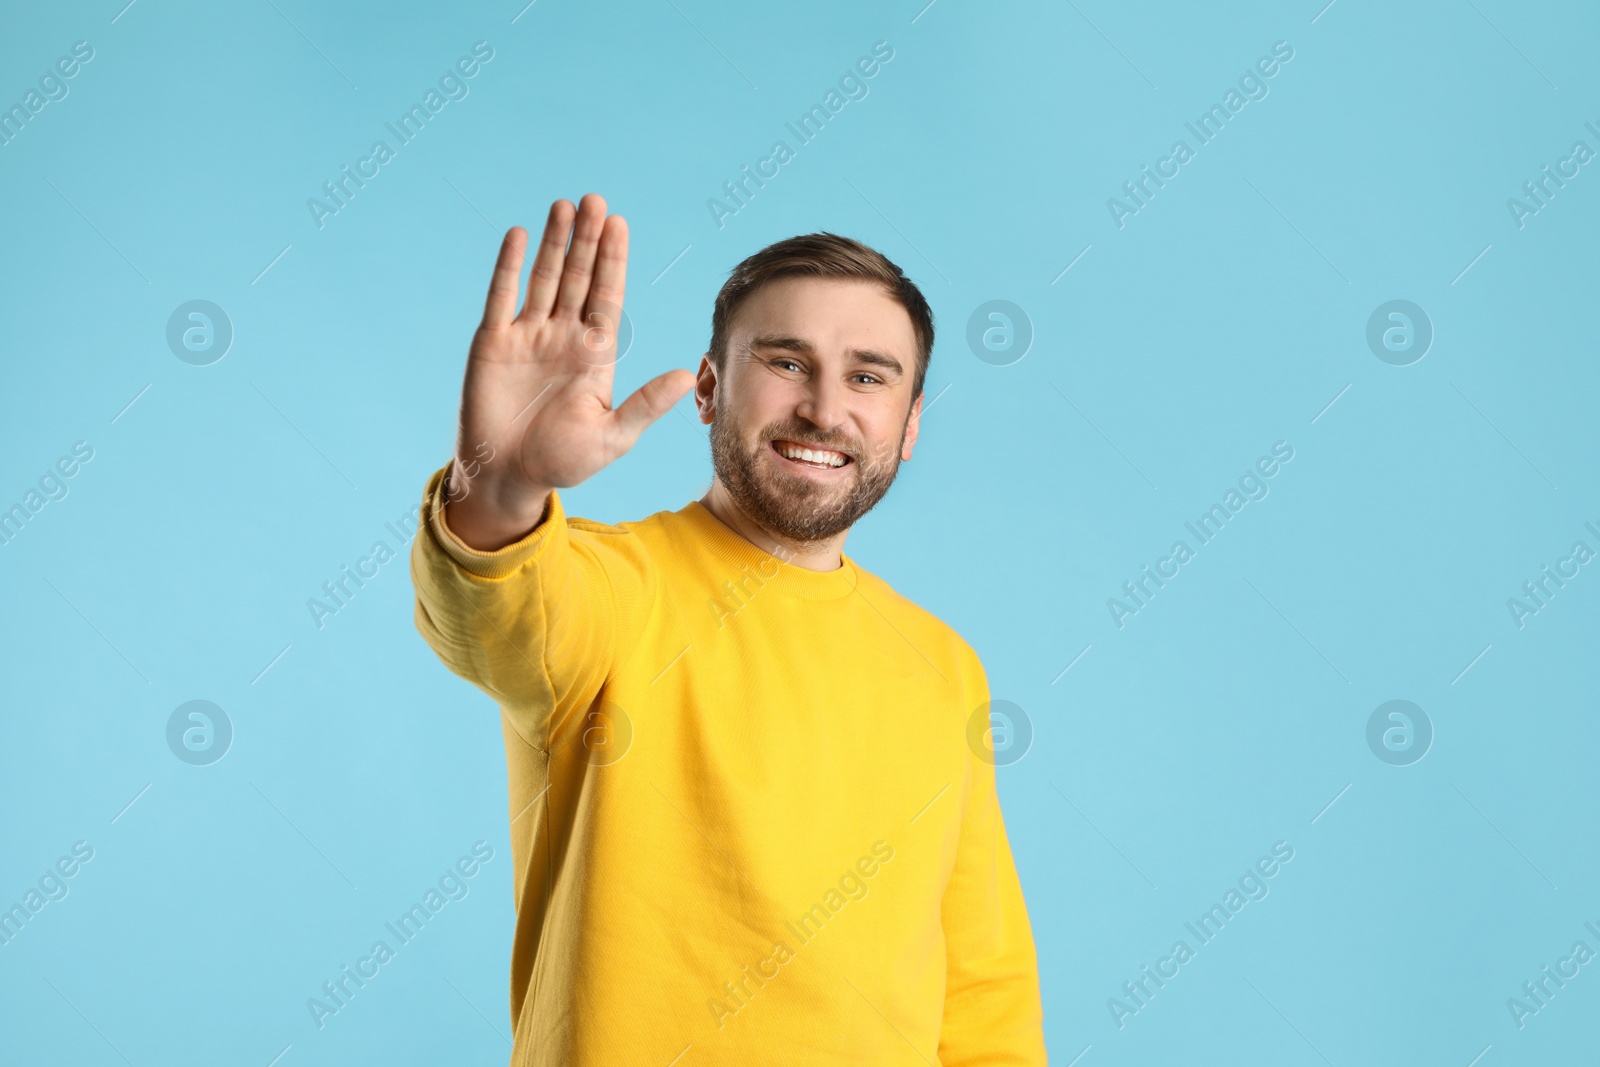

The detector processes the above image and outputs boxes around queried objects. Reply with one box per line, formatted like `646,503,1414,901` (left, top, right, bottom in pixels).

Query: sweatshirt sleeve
938,655,1048,1065
408,462,656,749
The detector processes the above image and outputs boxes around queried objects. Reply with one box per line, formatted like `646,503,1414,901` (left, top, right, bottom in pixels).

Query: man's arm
410,463,654,748
409,193,693,745
938,657,1048,1065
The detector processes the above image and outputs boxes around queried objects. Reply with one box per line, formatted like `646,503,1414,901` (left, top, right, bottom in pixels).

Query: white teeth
777,442,846,467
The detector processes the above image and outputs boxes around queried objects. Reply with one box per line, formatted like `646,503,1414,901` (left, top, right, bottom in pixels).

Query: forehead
727,276,916,358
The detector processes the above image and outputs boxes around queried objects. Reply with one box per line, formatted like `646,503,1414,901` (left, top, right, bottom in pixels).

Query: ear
694,354,718,424
900,390,922,461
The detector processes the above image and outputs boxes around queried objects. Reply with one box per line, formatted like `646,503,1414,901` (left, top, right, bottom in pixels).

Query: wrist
442,463,552,551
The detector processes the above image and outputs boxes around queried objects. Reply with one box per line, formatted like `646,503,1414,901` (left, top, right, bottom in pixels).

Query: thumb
611,369,697,451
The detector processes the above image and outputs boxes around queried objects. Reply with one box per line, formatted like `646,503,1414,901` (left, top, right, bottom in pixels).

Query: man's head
695,233,934,546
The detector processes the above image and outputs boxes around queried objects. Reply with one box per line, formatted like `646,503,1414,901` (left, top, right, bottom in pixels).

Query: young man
410,193,1046,1065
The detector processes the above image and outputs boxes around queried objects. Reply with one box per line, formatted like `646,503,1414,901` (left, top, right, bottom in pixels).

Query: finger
553,193,608,319
518,200,576,323
610,369,697,452
583,214,629,333
481,227,527,329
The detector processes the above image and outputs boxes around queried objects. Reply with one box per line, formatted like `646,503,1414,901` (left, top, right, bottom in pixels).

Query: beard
708,394,906,546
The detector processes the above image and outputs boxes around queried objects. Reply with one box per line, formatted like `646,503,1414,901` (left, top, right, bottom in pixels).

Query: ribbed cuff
422,463,562,580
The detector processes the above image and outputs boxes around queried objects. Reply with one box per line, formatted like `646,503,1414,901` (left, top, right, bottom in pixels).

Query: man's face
697,276,922,544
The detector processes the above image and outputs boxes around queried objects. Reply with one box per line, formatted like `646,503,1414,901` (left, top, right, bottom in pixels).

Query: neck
698,480,849,573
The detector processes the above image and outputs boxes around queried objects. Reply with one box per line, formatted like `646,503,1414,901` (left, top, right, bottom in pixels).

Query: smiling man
410,193,1045,1065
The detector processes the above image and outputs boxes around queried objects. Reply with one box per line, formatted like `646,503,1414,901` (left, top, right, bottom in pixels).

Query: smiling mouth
769,438,853,471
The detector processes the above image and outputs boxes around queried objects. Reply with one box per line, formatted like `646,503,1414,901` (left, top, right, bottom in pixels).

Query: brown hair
708,232,934,401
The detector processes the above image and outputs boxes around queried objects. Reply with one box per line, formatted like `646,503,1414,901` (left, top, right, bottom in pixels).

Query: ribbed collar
676,499,860,601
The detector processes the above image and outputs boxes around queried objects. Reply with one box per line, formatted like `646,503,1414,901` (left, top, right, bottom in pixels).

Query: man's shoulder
850,562,984,673
561,500,711,583
566,499,695,544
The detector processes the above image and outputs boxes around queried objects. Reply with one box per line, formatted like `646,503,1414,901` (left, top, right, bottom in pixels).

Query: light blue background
3,0,1597,1063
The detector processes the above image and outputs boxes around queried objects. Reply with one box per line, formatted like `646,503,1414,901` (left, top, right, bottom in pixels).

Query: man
410,193,1046,1065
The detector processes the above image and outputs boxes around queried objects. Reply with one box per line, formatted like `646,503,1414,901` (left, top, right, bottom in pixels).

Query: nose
795,373,846,432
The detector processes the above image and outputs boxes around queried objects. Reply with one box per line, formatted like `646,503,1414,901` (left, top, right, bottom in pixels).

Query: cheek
727,384,786,437
867,416,907,464
860,439,893,468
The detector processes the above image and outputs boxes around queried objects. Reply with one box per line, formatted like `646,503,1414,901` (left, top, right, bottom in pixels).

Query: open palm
447,194,695,549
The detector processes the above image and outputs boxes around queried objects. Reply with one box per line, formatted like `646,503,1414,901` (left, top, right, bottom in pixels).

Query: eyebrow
746,334,905,377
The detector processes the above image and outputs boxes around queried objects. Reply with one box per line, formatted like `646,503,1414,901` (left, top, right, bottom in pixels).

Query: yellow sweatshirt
410,463,1046,1066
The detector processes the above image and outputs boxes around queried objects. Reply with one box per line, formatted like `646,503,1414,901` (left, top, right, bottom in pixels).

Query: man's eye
776,359,802,372
853,374,880,385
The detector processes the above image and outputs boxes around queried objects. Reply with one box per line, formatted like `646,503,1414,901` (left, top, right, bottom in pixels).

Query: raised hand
444,194,696,551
